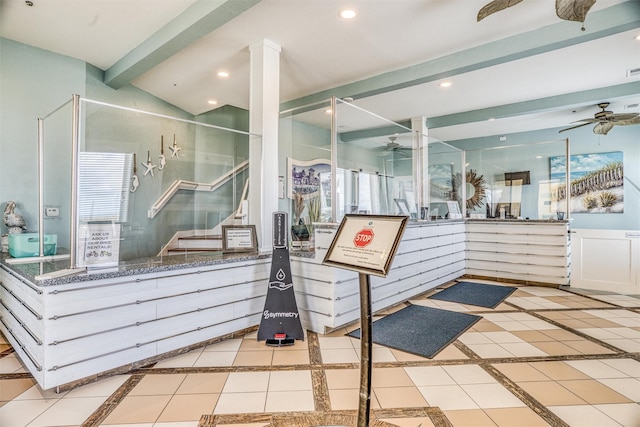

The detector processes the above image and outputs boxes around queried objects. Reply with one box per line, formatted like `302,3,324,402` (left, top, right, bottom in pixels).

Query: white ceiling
1,0,639,144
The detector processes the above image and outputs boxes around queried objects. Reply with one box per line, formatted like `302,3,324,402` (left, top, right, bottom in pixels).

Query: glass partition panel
463,140,568,219
42,99,73,255
335,99,416,222
41,97,255,269
427,139,463,220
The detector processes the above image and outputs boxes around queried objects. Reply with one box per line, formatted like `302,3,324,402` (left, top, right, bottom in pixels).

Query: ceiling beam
105,0,262,89
427,82,640,128
280,2,640,112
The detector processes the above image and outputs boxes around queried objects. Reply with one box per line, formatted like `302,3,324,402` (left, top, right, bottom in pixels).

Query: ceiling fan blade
555,0,596,22
610,113,640,123
593,122,615,135
477,0,524,21
558,121,593,133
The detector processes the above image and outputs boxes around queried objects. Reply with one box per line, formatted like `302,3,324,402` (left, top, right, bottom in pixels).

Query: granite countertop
0,251,271,287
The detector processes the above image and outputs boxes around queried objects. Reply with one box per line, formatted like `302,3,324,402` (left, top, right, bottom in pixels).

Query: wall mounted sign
322,214,408,277
222,225,258,253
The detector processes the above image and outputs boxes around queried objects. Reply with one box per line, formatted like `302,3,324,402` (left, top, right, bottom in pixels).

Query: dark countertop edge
0,251,271,287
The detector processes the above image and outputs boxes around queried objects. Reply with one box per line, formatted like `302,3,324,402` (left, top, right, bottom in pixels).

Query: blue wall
448,124,640,230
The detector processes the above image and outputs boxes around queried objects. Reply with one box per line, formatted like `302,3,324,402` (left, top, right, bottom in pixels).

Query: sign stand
322,214,408,427
257,212,304,344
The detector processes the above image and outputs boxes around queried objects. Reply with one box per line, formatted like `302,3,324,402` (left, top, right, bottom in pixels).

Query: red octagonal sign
353,228,374,248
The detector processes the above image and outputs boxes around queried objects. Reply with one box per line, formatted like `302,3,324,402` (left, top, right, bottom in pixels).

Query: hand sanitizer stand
257,212,304,345
323,215,408,427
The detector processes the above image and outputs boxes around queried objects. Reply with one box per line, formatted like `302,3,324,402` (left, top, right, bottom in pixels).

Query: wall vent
625,103,639,109
627,67,640,77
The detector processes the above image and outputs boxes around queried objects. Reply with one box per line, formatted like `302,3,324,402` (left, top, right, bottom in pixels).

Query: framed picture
222,225,258,253
550,151,623,213
287,158,331,198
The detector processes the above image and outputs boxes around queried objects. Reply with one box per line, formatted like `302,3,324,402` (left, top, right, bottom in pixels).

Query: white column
411,117,429,219
249,39,281,252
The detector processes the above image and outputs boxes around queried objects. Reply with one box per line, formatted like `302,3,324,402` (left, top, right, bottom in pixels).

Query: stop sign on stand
323,214,408,427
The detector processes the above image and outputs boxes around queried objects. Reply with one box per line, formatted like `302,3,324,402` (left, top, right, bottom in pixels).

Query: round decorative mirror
452,170,486,211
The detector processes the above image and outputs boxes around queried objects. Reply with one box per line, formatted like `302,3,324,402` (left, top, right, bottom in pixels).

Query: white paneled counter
0,218,571,390
292,221,466,334
465,219,571,286
0,253,270,391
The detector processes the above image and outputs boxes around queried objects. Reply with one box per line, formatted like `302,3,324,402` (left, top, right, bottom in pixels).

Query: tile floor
1,280,639,426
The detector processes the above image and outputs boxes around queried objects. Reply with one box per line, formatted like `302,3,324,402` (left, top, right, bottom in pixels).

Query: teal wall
0,38,251,258
447,124,640,230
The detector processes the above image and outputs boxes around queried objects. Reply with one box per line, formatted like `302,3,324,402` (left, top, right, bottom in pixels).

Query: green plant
582,193,598,210
598,191,617,208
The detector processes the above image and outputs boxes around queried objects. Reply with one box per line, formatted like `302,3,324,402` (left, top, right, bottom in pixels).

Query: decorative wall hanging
550,151,623,213
452,170,487,211
130,153,139,193
142,150,157,178
158,136,166,170
169,134,181,159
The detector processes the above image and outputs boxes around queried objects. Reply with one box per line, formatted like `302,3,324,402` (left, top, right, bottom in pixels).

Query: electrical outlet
45,207,60,217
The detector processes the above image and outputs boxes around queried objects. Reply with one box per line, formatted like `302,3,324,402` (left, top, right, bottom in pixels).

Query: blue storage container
8,233,57,257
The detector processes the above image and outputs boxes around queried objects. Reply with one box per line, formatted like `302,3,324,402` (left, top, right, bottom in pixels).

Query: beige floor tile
214,391,266,414
157,393,218,422
500,342,548,357
320,348,359,364
223,372,270,393
517,381,586,406
233,350,274,366
530,361,591,380
467,343,514,358
484,407,551,427
530,340,582,356
204,338,242,352
374,386,428,408
268,370,312,391
379,416,435,427
102,395,172,424
511,330,554,342
176,373,228,394
129,373,187,395
390,348,430,361
329,388,380,410
549,404,621,427
595,403,640,426
432,344,468,360
405,366,456,386
193,350,237,367
239,338,271,351
583,318,624,328
264,390,314,412
271,349,309,365
462,383,526,409
27,396,107,427
0,399,58,427
0,378,36,402
555,319,594,328
493,363,550,382
558,379,633,404
418,384,478,410
372,367,414,388
563,339,616,355
538,328,582,341
325,368,359,389
443,409,497,426
444,365,496,385
472,320,505,332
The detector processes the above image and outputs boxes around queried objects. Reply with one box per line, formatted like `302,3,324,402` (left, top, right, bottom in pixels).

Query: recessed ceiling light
325,108,332,114
439,81,452,88
488,117,495,121
217,71,229,78
536,155,543,159
635,33,640,41
208,100,218,105
339,9,356,19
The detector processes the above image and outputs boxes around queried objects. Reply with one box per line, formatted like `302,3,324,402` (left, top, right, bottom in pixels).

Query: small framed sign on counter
322,214,408,277
222,225,258,253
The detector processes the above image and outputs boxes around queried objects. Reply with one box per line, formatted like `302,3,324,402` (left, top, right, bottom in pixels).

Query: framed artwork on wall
550,151,623,213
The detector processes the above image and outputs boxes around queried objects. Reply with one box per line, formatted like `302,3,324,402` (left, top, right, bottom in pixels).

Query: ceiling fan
559,102,640,135
478,0,596,26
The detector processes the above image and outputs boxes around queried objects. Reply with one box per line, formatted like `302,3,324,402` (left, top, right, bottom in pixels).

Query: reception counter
0,219,569,390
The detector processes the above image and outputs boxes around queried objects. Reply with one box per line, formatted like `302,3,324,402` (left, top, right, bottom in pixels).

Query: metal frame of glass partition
20,94,261,277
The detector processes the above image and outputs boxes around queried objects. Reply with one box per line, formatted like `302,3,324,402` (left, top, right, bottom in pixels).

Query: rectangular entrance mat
428,281,517,309
348,304,481,359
